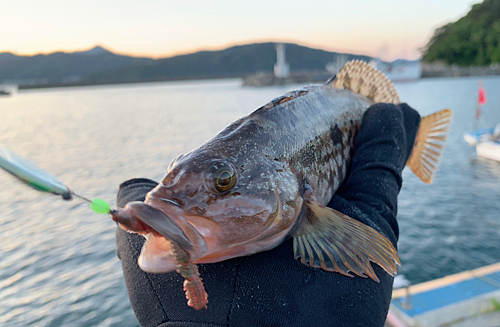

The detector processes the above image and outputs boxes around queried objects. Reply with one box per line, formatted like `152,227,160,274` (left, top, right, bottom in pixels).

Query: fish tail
406,109,453,183
331,60,453,184
332,60,452,184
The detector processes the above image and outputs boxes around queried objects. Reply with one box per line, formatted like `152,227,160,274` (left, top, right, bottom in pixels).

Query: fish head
121,150,303,273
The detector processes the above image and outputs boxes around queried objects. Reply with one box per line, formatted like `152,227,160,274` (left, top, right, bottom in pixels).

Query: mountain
0,53,18,63
1,43,375,87
422,0,500,66
75,45,111,56
82,42,372,84
0,46,153,85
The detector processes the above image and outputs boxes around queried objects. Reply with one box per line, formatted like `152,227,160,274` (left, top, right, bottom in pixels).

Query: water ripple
1,78,500,325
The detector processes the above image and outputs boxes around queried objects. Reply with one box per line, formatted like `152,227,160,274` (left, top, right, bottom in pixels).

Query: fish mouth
112,201,194,252
144,199,209,257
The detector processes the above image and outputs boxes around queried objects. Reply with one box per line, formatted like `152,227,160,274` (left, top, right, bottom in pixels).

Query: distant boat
325,56,421,82
0,84,17,97
464,127,500,162
369,59,421,82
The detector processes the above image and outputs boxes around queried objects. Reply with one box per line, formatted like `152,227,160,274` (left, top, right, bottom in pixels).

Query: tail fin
406,109,453,184
331,60,452,184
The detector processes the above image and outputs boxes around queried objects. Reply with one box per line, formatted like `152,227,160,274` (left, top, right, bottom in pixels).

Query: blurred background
1,0,500,326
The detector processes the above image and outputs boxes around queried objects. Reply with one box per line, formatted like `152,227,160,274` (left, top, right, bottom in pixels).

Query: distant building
274,44,290,78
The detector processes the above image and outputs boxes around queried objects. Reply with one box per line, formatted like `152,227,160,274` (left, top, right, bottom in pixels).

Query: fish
111,60,452,310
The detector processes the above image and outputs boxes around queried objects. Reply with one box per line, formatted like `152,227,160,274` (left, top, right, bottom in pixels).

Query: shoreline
9,64,500,91
421,63,500,78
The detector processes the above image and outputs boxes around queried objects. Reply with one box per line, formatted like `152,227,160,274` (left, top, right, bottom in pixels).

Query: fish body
142,86,369,265
112,61,452,310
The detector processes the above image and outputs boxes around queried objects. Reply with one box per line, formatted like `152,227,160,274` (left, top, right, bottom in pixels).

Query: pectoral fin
293,201,400,282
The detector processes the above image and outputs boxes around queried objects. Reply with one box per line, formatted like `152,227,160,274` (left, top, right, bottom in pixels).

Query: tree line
423,0,500,66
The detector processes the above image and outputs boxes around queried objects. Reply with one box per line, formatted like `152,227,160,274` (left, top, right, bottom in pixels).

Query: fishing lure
171,242,208,310
0,145,204,310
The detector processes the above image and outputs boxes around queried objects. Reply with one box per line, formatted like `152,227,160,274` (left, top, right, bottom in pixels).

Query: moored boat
387,262,500,327
369,58,422,82
0,84,17,97
464,126,500,161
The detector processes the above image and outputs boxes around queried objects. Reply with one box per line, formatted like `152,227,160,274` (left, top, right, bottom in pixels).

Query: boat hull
464,128,500,162
476,141,500,162
388,262,500,327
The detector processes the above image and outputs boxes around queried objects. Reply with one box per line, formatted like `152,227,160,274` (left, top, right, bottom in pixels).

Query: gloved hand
115,103,420,327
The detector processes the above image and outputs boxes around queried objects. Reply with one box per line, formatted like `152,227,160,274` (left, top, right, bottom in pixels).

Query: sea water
1,77,500,326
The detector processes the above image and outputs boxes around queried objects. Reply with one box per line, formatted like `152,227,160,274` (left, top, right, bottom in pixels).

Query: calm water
1,77,500,326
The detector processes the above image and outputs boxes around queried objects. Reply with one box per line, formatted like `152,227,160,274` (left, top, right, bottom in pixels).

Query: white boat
326,56,422,82
369,59,421,82
0,84,18,97
476,141,500,162
464,126,500,161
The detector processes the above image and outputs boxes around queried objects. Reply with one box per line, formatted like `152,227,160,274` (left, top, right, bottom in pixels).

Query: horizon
0,41,421,62
0,0,482,61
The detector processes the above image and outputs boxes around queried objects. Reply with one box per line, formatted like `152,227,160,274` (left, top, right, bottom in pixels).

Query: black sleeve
115,103,420,327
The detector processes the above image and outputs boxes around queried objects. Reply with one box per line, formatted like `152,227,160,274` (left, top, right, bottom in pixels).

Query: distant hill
0,46,153,85
81,43,372,84
0,53,18,63
1,42,376,87
423,0,500,66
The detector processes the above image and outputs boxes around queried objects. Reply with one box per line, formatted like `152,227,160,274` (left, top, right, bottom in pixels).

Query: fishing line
0,145,113,215
71,192,92,203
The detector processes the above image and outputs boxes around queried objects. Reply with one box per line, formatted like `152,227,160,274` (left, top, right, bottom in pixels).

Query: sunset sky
0,0,480,61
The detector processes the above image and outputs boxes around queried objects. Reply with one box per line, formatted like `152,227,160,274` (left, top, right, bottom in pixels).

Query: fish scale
255,86,371,204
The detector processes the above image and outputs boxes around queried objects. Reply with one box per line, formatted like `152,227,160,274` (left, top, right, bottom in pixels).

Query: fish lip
125,201,193,252
160,198,182,208
144,199,208,257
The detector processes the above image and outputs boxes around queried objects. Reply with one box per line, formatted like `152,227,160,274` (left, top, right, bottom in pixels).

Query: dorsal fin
328,60,400,104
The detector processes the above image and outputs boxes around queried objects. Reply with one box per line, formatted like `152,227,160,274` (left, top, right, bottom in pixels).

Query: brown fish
111,61,452,310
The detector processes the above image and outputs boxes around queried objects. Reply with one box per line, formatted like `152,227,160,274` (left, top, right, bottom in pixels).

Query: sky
0,0,482,61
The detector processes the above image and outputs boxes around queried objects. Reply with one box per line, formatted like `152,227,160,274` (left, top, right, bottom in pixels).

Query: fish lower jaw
138,233,177,273
143,200,210,255
196,234,289,264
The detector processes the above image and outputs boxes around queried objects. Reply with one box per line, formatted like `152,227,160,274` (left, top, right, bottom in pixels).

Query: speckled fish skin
142,83,373,265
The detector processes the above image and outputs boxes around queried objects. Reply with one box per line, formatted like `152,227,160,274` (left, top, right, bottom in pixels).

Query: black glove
115,103,420,327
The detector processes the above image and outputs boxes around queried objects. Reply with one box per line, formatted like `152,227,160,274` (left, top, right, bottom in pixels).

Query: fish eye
207,161,237,193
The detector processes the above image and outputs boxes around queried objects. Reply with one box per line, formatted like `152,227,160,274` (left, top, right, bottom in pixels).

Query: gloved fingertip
362,103,402,126
397,103,421,128
118,178,158,191
117,178,158,208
